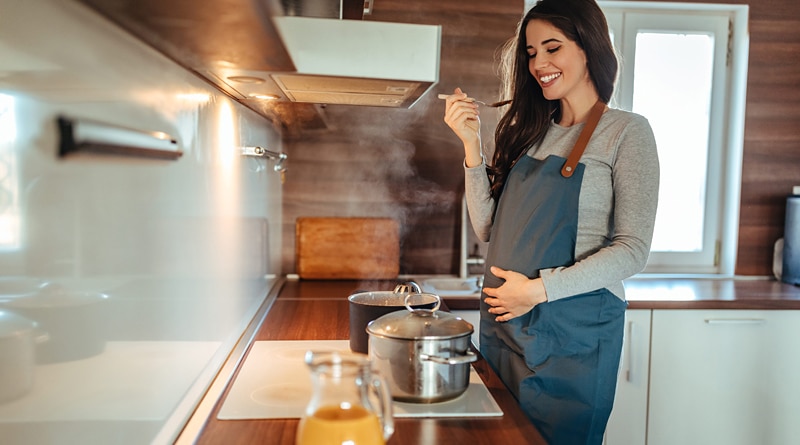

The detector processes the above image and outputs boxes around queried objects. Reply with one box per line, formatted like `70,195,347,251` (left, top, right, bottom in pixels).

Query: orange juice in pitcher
295,351,393,445
296,404,384,445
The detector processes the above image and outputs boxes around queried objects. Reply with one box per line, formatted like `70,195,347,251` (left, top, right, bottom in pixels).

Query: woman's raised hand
442,88,483,167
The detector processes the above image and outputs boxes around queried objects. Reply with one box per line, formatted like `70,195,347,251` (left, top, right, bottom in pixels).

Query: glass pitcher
296,350,394,445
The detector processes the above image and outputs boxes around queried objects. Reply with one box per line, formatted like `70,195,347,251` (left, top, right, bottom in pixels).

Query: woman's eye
527,52,536,59
547,46,561,54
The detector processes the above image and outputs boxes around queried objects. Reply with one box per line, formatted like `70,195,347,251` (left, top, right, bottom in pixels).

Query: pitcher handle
370,371,395,441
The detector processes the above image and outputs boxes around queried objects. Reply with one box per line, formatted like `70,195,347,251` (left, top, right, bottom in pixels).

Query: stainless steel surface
368,334,475,403
436,93,512,108
348,290,438,354
367,297,476,403
57,115,182,160
419,350,477,365
366,295,471,340
271,16,441,107
393,281,422,294
241,146,287,173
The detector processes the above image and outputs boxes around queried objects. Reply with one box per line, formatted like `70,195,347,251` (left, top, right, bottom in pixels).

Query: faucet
459,194,485,279
393,281,422,294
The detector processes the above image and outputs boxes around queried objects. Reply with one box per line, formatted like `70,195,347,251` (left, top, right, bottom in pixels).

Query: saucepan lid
366,294,473,340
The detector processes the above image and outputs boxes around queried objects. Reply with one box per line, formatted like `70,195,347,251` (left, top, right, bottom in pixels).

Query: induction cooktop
217,340,503,420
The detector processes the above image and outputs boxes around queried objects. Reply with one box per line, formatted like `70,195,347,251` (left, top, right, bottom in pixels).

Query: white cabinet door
605,309,651,445
648,310,800,445
451,309,481,349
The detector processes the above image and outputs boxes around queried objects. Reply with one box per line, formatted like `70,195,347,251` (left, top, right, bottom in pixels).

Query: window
600,2,749,275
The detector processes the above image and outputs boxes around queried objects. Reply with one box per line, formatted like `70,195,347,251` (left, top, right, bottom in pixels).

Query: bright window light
632,32,715,252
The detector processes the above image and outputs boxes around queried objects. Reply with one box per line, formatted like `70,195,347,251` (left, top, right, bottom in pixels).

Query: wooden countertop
623,277,800,309
193,279,546,445
188,277,799,444
444,277,800,310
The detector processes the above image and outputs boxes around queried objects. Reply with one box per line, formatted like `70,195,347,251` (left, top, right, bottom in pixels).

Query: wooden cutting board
295,217,400,280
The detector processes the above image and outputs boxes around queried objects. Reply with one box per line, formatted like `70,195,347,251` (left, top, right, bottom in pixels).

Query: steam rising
286,102,456,242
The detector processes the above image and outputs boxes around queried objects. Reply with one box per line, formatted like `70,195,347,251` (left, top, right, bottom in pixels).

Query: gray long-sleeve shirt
465,108,660,301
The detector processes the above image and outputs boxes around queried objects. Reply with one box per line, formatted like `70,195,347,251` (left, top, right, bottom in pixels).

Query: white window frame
599,2,749,276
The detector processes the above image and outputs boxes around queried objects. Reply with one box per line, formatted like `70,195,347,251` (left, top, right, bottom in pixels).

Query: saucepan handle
419,350,478,365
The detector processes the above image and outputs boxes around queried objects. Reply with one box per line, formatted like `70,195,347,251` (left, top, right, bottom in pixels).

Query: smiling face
525,19,595,103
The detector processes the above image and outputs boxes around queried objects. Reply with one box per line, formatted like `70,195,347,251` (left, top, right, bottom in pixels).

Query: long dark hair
489,0,617,201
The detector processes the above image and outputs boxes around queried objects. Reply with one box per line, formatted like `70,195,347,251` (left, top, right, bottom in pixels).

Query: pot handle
403,293,441,313
419,350,478,365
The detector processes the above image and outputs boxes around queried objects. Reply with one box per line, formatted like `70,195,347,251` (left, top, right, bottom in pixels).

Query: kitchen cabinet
451,309,481,348
604,309,651,445
648,310,800,445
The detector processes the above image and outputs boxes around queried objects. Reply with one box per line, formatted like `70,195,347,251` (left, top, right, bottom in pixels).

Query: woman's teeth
540,73,561,83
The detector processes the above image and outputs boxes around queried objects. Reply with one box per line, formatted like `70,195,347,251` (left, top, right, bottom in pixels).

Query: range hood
270,16,440,107
76,0,441,113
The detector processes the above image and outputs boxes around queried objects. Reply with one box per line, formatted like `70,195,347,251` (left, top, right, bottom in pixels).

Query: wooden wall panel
281,0,518,275
735,1,800,275
281,0,800,277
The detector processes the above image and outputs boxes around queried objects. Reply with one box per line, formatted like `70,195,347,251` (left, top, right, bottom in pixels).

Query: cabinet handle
626,321,636,383
704,318,766,325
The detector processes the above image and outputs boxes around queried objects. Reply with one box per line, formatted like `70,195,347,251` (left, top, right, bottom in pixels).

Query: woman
443,0,659,443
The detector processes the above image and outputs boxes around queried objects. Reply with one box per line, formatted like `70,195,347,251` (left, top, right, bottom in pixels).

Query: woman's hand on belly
483,266,548,322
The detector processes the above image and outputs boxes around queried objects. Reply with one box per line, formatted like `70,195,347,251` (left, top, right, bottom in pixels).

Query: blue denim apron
479,112,626,444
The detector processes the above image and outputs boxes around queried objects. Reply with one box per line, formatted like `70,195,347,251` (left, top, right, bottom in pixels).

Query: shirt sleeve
464,159,495,242
540,116,660,301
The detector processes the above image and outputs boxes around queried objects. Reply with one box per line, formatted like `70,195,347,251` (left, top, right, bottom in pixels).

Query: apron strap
561,101,606,178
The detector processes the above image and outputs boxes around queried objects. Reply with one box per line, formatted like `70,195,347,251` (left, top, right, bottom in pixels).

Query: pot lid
0,310,37,338
348,290,438,308
366,294,473,340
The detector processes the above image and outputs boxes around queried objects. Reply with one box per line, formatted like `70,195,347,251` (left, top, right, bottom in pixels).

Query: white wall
0,0,284,443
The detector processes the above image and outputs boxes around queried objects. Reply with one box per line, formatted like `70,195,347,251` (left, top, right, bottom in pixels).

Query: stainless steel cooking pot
0,310,47,403
366,294,477,403
348,283,438,354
